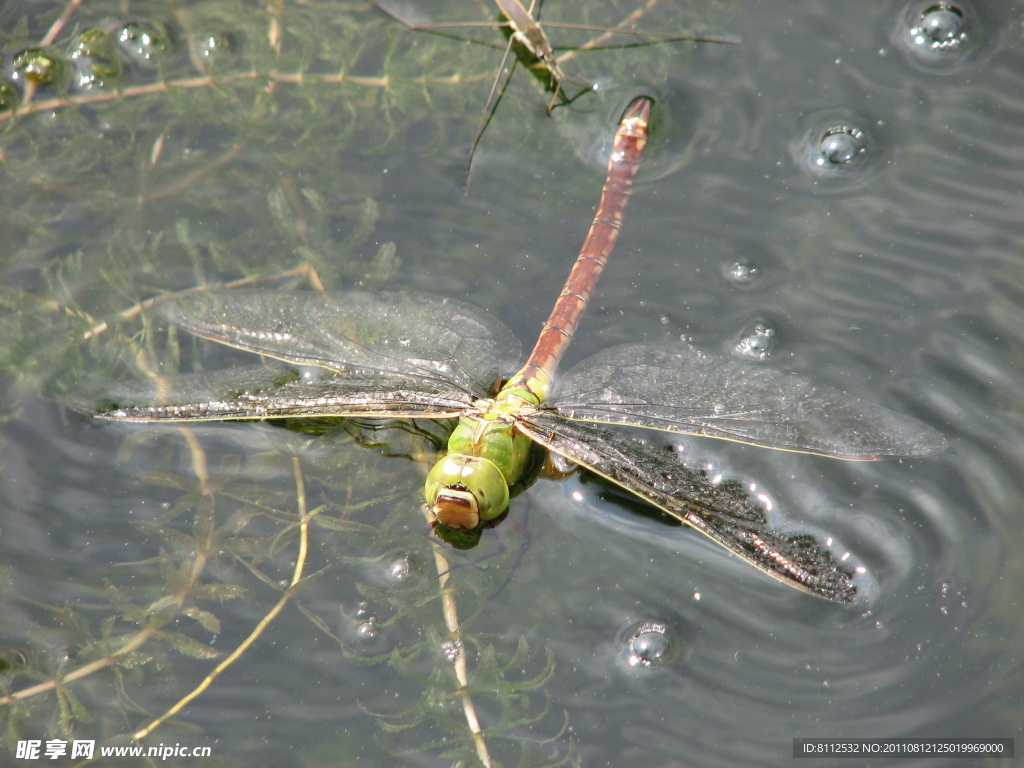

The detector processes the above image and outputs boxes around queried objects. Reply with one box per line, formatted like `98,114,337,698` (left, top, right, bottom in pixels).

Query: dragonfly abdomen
506,97,652,400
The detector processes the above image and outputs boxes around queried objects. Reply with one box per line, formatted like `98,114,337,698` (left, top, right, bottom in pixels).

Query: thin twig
132,456,311,740
40,0,85,47
0,69,490,123
422,507,494,768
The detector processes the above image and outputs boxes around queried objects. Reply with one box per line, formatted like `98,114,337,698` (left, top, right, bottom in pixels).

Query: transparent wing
551,342,946,460
86,363,473,422
157,289,522,399
518,410,857,602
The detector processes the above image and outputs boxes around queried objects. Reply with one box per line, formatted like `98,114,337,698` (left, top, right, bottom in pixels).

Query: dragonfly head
425,454,510,530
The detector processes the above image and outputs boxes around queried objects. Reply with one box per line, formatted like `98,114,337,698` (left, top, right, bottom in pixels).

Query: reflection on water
1,0,1022,765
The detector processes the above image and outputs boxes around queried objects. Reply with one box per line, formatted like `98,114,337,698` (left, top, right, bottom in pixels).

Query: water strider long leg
372,1,732,183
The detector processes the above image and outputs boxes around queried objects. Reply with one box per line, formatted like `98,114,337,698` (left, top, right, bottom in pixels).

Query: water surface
0,1,1021,766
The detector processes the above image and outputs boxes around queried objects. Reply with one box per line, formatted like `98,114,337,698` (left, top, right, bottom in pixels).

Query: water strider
373,0,738,182
88,98,944,603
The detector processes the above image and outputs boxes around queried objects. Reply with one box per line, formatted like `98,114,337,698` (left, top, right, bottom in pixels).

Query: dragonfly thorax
497,366,553,407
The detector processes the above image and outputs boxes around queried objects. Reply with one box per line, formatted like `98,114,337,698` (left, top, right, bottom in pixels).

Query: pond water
1,0,1022,766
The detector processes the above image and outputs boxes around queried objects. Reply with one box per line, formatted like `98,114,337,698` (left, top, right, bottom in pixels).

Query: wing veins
181,325,487,400
549,399,854,456
155,291,522,401
518,412,857,602
89,364,473,423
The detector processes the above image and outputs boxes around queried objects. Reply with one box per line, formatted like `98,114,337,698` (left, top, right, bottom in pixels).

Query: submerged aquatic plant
0,1,720,763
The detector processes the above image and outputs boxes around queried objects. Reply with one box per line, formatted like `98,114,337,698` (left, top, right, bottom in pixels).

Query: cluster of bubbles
340,556,414,648
734,321,776,361
721,1,976,370
784,1,974,192
440,638,463,663
352,600,379,640
0,19,238,113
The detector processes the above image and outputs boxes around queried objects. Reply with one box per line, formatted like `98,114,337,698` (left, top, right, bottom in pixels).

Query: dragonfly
373,0,738,182
89,98,945,603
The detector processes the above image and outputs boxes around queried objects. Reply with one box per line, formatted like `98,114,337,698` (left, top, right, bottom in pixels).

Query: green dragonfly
90,99,944,603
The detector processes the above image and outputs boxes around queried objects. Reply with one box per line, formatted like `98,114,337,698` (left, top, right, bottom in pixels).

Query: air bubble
0,80,19,113
387,555,411,582
9,48,69,89
894,0,979,71
818,127,866,166
68,29,124,91
794,113,880,189
191,30,238,71
625,621,673,668
911,4,967,52
727,261,758,285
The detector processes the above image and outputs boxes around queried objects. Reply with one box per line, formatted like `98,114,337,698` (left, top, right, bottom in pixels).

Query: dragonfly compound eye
425,455,510,530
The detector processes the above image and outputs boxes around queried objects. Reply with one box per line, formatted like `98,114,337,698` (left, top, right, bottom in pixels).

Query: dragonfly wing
157,290,522,398
85,363,473,422
518,411,856,602
551,342,946,460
